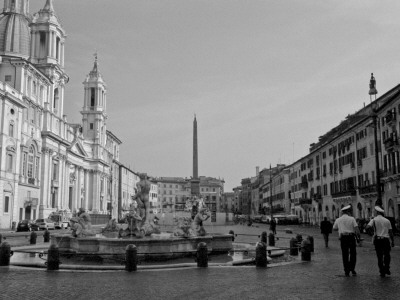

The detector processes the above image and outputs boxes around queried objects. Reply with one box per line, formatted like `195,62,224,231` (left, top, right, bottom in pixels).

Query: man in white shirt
366,206,395,278
333,205,360,277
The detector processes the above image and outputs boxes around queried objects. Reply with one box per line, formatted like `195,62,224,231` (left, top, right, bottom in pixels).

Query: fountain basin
51,233,233,260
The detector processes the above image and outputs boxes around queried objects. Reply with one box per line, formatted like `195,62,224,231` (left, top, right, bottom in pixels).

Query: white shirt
333,214,358,235
367,215,392,238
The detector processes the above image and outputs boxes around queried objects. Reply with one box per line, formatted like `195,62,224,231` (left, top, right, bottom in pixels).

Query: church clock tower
81,54,108,160
30,0,68,118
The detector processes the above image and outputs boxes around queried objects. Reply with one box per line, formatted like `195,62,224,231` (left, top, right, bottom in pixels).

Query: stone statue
132,173,151,224
69,208,95,237
119,206,143,237
193,207,211,236
102,218,119,238
173,216,195,238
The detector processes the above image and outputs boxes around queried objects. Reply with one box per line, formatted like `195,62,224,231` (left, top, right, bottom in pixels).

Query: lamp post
369,73,382,207
269,164,273,221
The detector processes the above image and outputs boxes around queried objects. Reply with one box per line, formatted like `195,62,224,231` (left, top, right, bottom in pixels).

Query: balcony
383,136,399,152
358,184,378,196
385,111,396,126
301,181,308,189
313,193,322,201
331,189,357,198
299,198,312,205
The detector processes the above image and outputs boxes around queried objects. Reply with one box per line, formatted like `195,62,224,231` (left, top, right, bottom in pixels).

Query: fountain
51,175,233,261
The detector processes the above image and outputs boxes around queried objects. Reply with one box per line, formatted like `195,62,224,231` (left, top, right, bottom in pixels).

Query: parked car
34,218,56,230
16,219,33,232
251,215,263,223
261,215,271,224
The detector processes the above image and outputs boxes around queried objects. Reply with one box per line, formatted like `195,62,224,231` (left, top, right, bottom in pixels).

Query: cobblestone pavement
1,223,400,300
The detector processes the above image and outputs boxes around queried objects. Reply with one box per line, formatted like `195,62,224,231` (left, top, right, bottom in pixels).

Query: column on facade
57,156,64,209
40,148,50,213
92,170,99,212
65,161,71,211
77,167,83,209
31,31,36,59
46,31,50,57
83,169,89,210
35,32,40,59
60,42,65,67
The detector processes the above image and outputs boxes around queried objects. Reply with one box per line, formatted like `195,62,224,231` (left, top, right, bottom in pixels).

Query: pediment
69,140,88,157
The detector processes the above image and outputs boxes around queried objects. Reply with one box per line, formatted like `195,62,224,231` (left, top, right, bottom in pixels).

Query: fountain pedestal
51,233,233,260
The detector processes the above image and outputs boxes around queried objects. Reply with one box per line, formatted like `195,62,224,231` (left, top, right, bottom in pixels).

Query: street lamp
369,73,382,207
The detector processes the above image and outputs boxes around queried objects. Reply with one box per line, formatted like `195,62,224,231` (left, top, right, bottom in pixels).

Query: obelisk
191,115,200,195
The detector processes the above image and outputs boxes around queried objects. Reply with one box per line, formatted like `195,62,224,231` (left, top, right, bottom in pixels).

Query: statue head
139,173,147,180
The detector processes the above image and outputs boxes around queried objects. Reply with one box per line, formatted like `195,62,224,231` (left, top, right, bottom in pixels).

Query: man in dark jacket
321,217,333,248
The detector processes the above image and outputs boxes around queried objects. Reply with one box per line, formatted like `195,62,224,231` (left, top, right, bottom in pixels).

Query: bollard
296,234,303,244
43,230,50,243
261,231,267,244
30,230,37,245
0,233,2,244
47,244,60,271
307,235,314,252
197,242,208,268
255,242,267,268
125,244,137,272
0,242,11,266
301,239,311,261
268,232,275,247
229,230,235,242
290,237,299,256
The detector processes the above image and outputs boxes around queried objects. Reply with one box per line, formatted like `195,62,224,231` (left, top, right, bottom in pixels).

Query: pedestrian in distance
333,205,361,277
320,217,333,248
366,206,395,278
270,218,277,235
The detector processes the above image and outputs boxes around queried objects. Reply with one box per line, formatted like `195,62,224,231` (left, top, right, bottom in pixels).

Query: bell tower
30,0,68,118
81,54,108,159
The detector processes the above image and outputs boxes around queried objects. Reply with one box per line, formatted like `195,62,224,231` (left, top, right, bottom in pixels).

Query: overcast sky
30,0,400,191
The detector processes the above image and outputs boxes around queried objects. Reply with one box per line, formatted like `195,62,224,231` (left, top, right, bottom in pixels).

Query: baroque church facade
0,0,122,229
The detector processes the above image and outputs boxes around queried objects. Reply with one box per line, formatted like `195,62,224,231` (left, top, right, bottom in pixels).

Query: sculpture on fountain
173,216,195,238
193,207,211,236
70,208,96,238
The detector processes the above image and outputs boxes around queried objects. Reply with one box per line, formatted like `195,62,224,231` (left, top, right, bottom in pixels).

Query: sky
29,0,400,191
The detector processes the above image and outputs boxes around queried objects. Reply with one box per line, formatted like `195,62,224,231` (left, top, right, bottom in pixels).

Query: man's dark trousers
340,235,356,274
375,238,391,275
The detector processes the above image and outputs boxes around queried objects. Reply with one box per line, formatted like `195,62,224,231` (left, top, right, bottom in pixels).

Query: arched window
27,146,34,178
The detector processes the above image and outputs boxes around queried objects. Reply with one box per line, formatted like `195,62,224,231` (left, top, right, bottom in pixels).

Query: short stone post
0,242,11,266
261,231,267,244
307,235,314,252
255,242,267,268
47,244,60,271
43,230,50,243
301,239,311,261
30,230,37,245
125,244,137,272
268,232,275,247
197,242,208,268
290,237,299,256
229,230,235,241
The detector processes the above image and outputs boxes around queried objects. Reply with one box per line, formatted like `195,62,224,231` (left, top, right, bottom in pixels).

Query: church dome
0,12,31,58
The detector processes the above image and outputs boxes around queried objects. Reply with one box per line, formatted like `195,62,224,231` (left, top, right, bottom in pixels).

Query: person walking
366,206,395,278
333,205,360,277
320,217,333,248
270,218,277,235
